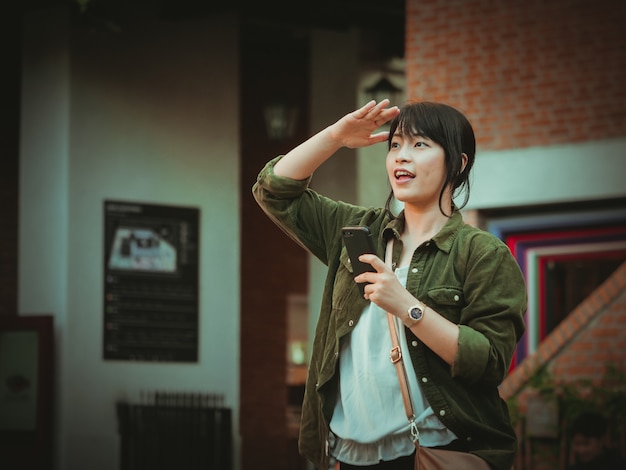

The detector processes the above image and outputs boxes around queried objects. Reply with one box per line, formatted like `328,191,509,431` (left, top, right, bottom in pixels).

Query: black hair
384,101,476,216
570,411,608,439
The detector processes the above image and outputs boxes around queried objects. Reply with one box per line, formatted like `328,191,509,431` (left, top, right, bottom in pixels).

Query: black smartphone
341,226,377,296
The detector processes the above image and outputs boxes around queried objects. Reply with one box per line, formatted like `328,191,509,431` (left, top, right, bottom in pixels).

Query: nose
395,144,410,163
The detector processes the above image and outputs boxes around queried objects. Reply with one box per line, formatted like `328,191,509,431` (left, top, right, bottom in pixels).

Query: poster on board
103,200,199,362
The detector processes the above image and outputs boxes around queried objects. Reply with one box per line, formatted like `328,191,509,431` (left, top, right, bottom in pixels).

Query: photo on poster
108,226,178,273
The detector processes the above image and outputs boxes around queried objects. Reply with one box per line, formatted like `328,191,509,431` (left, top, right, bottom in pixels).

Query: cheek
420,161,446,186
424,157,448,185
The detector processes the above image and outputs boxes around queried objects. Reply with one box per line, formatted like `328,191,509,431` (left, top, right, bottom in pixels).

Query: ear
460,153,468,174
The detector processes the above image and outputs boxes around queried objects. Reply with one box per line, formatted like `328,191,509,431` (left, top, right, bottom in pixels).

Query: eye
390,141,401,149
414,141,428,148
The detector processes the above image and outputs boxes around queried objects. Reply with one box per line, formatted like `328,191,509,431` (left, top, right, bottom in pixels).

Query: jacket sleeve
252,156,368,265
451,234,527,386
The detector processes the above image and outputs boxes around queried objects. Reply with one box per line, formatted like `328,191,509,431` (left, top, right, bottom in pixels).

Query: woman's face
386,131,448,209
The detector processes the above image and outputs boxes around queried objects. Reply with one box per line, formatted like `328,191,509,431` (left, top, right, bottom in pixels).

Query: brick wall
500,261,626,401
405,0,626,150
499,261,626,468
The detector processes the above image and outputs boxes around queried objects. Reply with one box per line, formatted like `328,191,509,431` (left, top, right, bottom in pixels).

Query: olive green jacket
253,157,527,470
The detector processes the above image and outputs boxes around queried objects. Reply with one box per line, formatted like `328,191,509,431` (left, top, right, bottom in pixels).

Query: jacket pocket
425,287,464,323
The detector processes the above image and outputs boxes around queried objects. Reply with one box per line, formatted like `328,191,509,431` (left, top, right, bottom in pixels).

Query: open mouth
394,169,415,181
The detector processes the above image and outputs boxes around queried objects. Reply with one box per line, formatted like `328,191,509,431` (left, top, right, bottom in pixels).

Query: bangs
390,102,448,145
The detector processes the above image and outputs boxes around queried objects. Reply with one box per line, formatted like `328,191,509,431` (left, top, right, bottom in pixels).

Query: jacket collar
382,207,465,254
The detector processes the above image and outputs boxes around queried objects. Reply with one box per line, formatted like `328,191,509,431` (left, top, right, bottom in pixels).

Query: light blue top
329,266,457,465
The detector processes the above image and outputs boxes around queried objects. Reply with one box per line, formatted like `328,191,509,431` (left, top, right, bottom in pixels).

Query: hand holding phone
341,226,376,296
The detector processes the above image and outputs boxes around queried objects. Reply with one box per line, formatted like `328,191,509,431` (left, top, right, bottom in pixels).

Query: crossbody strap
385,240,419,444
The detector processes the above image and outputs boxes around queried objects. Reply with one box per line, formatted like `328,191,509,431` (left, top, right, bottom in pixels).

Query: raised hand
328,99,400,149
273,99,400,180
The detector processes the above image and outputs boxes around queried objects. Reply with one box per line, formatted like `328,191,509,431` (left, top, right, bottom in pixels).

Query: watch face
409,306,423,321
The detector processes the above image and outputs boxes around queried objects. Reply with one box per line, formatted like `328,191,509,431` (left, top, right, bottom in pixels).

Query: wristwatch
406,301,426,326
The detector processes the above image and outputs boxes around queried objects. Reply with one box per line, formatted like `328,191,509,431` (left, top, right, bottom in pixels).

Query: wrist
325,122,354,151
404,300,426,328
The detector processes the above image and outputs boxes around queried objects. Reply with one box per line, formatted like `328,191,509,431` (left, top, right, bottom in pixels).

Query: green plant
509,362,626,442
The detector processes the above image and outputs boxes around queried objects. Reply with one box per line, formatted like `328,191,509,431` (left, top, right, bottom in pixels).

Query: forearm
406,307,460,366
273,99,398,180
273,126,343,180
391,290,460,366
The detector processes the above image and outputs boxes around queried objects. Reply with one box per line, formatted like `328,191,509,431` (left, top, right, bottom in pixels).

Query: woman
253,100,526,469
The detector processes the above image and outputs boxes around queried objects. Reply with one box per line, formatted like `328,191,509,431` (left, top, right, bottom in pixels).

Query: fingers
369,130,391,144
367,99,391,114
365,100,392,123
354,253,406,305
354,254,389,286
352,99,397,122
350,101,376,120
358,253,385,271
370,105,400,130
376,105,401,126
338,99,399,149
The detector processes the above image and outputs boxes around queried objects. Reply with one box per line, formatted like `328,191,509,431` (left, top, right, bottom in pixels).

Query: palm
332,100,400,149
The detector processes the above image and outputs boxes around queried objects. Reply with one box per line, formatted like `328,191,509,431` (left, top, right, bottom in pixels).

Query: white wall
356,133,626,213
20,8,240,470
467,138,626,209
356,59,406,209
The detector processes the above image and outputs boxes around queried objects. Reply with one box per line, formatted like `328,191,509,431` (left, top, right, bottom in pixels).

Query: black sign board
103,201,199,362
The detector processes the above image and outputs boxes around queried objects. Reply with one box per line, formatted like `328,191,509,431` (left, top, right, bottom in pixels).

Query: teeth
395,170,414,178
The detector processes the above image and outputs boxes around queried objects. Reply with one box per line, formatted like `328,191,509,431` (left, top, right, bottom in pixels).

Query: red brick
565,340,595,354
590,326,621,339
406,0,626,150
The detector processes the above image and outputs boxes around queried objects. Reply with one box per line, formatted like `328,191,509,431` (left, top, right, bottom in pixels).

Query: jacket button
439,410,446,417
348,320,354,327
421,377,428,383
411,340,418,347
454,294,460,302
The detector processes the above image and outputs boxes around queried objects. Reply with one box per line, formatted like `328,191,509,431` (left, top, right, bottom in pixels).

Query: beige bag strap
385,240,494,470
385,240,419,444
